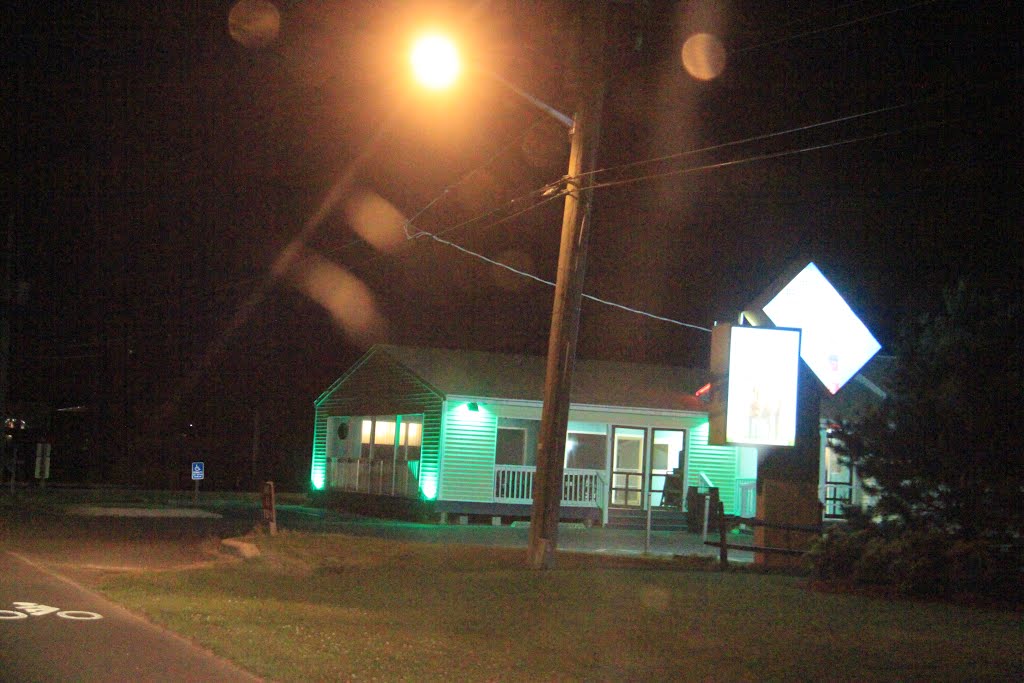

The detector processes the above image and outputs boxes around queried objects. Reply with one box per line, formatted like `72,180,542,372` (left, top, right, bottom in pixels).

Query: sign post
34,443,51,489
736,261,881,566
261,480,277,535
191,461,204,503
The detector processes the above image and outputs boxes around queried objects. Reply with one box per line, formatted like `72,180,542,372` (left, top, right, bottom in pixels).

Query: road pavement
0,551,261,683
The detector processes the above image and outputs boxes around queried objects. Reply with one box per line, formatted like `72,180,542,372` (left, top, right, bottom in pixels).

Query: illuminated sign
762,263,880,394
708,324,801,447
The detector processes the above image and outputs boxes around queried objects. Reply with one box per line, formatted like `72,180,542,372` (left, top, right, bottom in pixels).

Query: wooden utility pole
527,1,607,570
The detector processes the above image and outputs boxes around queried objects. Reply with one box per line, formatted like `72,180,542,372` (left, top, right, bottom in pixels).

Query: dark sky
5,0,1020,485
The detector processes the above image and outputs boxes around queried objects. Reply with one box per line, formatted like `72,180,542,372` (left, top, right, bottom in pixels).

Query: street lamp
410,4,607,569
410,34,461,91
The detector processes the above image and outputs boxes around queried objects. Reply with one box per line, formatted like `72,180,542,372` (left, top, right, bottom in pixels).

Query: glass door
649,429,686,509
610,427,645,507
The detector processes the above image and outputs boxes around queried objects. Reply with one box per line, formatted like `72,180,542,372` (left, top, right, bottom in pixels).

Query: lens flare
344,190,408,253
681,33,727,81
283,251,387,345
228,0,280,49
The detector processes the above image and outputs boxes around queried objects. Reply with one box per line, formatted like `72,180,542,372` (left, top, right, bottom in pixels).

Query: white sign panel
723,326,801,447
762,262,881,394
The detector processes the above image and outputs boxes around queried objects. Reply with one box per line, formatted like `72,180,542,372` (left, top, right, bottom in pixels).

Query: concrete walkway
274,506,755,562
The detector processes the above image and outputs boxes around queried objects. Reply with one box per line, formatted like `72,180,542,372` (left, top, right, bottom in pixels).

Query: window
359,415,424,460
399,417,423,461
496,428,526,465
565,433,606,470
496,417,538,465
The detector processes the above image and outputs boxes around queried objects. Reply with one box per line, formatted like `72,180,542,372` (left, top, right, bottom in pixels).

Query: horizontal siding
687,420,740,514
439,403,497,503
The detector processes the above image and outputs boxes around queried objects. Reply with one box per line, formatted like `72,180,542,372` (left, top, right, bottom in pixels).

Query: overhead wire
728,0,943,57
586,119,956,193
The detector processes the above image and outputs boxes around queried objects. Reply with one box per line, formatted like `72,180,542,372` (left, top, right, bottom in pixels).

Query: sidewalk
275,506,755,562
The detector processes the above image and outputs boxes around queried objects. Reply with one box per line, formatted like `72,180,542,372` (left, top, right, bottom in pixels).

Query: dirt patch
12,536,237,587
1,507,250,588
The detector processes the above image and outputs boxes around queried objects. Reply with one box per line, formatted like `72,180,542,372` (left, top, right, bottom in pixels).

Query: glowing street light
410,33,461,91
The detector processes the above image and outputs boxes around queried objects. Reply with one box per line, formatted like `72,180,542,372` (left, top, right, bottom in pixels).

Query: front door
610,427,645,507
649,429,686,509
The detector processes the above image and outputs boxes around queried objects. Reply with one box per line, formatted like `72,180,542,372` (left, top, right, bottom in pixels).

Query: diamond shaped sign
762,263,880,394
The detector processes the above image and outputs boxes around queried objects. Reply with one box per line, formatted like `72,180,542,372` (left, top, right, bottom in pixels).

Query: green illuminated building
311,345,764,526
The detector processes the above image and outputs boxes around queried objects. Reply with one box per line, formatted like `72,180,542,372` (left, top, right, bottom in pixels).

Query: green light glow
453,401,489,421
420,477,438,500
311,469,326,490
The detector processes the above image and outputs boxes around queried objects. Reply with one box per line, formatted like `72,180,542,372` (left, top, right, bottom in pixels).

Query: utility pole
2,218,12,493
251,407,260,489
527,0,607,570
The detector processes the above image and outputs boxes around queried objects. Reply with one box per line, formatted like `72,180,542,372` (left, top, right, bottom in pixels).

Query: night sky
6,0,1020,487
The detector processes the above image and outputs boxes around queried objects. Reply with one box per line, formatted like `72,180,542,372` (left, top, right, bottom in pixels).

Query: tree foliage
834,280,1023,540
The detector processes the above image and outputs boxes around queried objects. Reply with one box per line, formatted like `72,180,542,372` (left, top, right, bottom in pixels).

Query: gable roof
374,345,707,412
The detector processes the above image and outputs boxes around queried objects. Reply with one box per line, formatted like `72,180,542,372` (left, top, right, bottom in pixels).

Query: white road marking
13,602,61,616
4,602,103,621
57,610,104,620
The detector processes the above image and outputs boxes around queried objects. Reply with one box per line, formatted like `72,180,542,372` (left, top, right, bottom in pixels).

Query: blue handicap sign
191,462,204,480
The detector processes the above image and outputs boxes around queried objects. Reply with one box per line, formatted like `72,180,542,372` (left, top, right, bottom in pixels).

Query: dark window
496,428,526,465
566,433,606,470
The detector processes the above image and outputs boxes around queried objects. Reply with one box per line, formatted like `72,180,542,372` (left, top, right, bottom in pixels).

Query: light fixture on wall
467,402,480,412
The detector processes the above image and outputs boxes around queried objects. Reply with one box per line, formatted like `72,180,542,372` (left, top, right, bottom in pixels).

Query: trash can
686,486,720,532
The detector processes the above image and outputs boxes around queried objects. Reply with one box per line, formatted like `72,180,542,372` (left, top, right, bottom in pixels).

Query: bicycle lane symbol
0,602,103,621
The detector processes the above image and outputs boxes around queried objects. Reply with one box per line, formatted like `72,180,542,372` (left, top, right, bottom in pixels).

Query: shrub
808,525,876,582
809,523,1022,601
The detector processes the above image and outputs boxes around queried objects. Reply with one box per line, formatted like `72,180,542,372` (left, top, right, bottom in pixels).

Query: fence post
702,494,711,542
718,500,728,570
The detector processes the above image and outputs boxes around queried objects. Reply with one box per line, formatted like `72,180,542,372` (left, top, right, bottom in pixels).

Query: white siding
439,402,498,502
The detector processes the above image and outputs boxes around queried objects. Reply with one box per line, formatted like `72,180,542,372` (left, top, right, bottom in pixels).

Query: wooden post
262,480,277,535
718,501,728,570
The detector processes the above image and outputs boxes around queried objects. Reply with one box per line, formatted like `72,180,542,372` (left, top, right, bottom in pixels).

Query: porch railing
494,465,604,509
331,458,420,498
822,483,853,518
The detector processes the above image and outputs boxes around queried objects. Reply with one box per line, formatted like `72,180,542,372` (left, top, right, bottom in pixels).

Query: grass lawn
96,530,1023,682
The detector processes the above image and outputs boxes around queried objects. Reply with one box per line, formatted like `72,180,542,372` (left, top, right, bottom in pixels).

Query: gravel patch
69,506,223,519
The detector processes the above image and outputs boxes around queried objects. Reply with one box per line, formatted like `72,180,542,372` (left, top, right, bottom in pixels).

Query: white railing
332,458,420,498
494,465,604,508
822,483,853,518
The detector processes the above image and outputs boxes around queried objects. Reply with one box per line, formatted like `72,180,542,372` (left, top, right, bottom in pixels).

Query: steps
605,507,691,531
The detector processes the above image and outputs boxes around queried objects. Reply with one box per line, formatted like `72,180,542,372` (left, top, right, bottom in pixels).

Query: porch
327,457,421,499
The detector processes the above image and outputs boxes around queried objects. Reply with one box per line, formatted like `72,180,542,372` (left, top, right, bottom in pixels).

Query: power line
393,119,954,335
584,118,954,193
728,0,944,57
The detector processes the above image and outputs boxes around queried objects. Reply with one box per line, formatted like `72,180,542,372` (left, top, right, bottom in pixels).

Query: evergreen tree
836,280,1023,540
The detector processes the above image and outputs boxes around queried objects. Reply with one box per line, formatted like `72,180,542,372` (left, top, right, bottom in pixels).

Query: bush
808,524,1022,601
807,526,875,583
